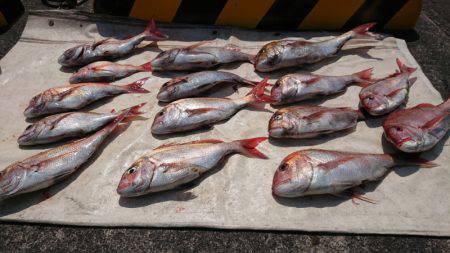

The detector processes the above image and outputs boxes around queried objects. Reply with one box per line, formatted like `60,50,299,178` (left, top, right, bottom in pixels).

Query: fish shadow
0,123,131,216
269,92,348,110
268,129,355,147
274,179,384,208
59,66,77,73
118,156,230,208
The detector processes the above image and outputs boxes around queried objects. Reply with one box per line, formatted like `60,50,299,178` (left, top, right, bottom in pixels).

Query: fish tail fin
102,108,132,133
246,77,274,103
121,103,147,116
352,22,377,37
123,77,150,93
393,155,438,169
233,137,268,159
352,67,376,87
396,58,417,74
143,19,169,40
247,54,256,64
139,61,152,72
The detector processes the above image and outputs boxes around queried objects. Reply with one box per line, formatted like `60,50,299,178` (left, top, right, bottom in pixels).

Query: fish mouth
268,126,285,138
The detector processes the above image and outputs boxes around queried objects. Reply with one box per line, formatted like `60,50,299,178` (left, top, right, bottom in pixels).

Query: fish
150,41,254,71
268,106,364,139
0,109,131,200
383,98,450,153
151,77,273,134
359,58,417,116
18,103,146,146
254,23,376,72
117,137,268,197
157,71,257,102
24,77,150,118
272,149,436,199
58,19,168,67
270,68,374,105
69,61,153,83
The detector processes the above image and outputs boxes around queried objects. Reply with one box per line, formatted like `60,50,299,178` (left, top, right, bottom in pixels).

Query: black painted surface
257,0,319,30
0,0,449,251
172,0,228,24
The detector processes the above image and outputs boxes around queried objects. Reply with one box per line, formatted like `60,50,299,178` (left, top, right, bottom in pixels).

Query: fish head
58,45,85,67
254,43,282,72
270,76,297,104
268,110,296,138
383,123,423,152
360,92,390,115
0,164,26,200
272,152,313,198
17,123,45,145
23,93,47,118
117,158,155,197
150,49,178,71
156,80,182,101
151,105,179,134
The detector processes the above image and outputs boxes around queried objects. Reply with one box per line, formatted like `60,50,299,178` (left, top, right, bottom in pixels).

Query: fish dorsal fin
185,41,213,51
153,142,179,150
183,139,223,145
164,76,189,87
92,38,111,49
185,108,219,116
303,110,326,121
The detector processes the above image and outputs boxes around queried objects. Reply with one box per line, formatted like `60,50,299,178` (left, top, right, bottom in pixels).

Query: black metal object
41,0,87,9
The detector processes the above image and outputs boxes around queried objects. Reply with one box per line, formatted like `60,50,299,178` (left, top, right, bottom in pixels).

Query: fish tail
393,155,438,168
233,137,268,159
139,61,152,72
123,77,150,94
396,58,417,74
246,77,274,103
247,54,256,64
143,19,169,40
353,67,375,86
352,22,377,37
121,103,147,116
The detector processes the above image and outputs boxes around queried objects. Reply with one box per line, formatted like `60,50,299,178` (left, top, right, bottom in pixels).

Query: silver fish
271,68,374,105
151,78,272,134
383,99,450,153
0,110,130,200
254,23,376,72
150,41,254,71
157,71,256,102
272,149,436,199
24,77,149,118
69,61,152,83
360,58,417,116
269,106,363,139
18,103,146,146
117,137,268,197
58,20,168,67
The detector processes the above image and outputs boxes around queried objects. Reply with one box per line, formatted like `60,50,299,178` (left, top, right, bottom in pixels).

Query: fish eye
395,126,402,131
157,110,165,116
25,125,33,130
279,164,288,171
273,114,282,120
127,167,136,174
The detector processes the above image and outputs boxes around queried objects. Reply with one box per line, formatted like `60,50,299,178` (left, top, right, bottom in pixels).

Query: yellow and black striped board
0,0,24,27
94,0,422,30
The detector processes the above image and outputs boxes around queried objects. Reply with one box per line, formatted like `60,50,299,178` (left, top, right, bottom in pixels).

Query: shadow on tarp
0,122,131,216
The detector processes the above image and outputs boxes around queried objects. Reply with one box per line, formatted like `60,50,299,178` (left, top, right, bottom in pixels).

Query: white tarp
0,12,448,236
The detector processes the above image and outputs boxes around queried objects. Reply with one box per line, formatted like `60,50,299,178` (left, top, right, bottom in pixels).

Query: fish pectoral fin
185,107,219,117
422,114,447,130
153,142,179,150
303,77,321,85
318,157,355,172
160,162,206,174
184,40,214,51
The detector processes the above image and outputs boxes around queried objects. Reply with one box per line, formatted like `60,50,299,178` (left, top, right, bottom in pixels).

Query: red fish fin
185,41,213,51
185,108,218,116
414,103,435,108
153,142,179,150
123,77,150,93
247,77,275,103
165,76,189,86
393,156,438,168
184,139,224,145
121,103,147,116
111,109,116,113
234,137,268,159
144,19,168,40
439,98,450,112
353,67,375,85
422,114,446,130
396,58,417,74
139,61,152,72
304,77,321,85
352,22,377,36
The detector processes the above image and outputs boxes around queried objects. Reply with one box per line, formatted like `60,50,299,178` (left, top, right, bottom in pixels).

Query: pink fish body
69,61,152,83
383,99,450,153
